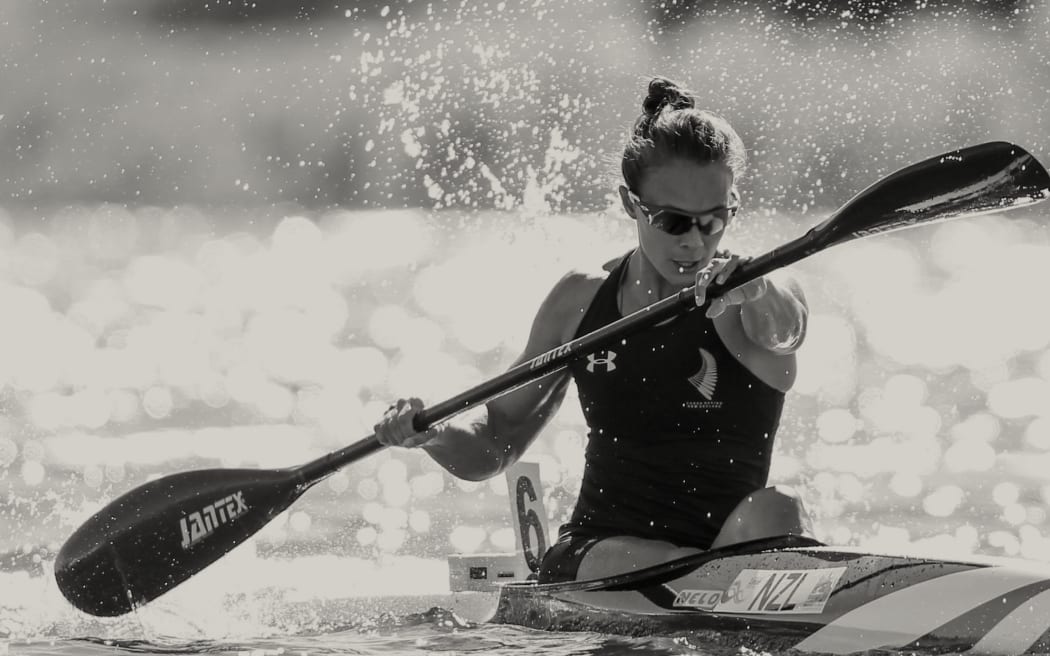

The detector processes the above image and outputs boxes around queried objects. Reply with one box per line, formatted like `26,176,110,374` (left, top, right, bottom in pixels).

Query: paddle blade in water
54,468,305,617
810,141,1050,248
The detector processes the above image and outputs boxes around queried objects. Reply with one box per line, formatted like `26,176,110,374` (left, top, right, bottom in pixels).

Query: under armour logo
586,350,617,373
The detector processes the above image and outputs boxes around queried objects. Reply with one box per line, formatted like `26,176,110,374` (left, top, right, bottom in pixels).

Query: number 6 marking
515,475,547,573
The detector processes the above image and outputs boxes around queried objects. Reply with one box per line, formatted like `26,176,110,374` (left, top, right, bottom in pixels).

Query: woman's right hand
374,397,435,448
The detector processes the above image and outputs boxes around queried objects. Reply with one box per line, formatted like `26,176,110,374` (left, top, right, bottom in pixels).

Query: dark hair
622,77,747,191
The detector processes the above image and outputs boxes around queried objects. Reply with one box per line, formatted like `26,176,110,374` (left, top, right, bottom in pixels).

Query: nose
676,221,707,247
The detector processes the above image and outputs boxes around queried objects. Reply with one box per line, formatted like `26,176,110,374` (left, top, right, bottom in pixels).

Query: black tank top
563,251,786,548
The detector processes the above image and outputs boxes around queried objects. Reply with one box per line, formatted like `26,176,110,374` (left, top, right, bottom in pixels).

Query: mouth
672,259,702,274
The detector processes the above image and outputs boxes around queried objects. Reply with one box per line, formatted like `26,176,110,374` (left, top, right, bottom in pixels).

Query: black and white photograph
4,1,1050,654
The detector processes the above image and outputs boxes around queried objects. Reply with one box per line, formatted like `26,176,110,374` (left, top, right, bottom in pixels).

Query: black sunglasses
627,189,738,236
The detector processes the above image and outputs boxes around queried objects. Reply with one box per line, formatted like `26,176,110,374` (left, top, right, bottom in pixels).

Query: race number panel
504,461,550,577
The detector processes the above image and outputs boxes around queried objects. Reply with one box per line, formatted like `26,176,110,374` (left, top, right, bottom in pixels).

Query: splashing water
5,1,1050,654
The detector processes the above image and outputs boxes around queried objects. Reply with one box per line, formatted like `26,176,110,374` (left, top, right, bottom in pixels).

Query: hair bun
642,77,695,116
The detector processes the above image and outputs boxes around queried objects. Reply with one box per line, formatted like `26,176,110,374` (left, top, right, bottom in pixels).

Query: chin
661,268,697,289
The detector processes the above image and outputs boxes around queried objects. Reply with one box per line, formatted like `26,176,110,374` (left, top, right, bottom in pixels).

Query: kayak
488,536,1050,654
448,463,1050,655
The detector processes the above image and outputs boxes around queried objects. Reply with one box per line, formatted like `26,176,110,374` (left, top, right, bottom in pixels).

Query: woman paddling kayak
375,76,815,582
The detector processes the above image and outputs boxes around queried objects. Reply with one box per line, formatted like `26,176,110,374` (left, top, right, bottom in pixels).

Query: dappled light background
4,0,1050,643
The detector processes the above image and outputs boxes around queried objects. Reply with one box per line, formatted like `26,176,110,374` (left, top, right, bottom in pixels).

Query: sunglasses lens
705,217,726,235
652,211,695,235
632,193,735,236
652,212,726,236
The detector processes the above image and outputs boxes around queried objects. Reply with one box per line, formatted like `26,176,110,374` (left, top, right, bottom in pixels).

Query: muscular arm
739,271,808,355
416,272,593,481
421,370,571,481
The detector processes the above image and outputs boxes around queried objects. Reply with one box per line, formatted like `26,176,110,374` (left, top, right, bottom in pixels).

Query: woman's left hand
694,253,768,318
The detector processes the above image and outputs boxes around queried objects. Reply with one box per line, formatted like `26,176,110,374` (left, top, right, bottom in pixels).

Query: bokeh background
5,0,1050,638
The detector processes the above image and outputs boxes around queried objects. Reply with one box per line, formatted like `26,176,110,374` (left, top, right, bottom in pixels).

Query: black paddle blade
55,468,304,617
811,141,1050,248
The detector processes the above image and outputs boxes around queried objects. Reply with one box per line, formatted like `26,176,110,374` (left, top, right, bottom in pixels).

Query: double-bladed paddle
55,141,1050,617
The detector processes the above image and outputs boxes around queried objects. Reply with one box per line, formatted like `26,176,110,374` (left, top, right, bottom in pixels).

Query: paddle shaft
297,134,1048,484
54,141,1050,617
296,141,1050,484
295,231,813,483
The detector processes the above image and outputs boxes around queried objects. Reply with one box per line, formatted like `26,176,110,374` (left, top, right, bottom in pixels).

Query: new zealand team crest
686,348,722,409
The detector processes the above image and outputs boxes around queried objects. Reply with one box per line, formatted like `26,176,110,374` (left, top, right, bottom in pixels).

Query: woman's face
621,159,737,289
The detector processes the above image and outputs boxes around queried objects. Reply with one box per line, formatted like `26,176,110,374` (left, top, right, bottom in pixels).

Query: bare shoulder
549,261,609,310
534,260,612,344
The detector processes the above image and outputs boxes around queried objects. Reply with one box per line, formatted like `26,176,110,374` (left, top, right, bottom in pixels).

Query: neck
620,249,679,314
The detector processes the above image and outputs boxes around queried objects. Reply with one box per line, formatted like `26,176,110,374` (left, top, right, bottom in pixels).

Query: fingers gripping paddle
56,142,1050,617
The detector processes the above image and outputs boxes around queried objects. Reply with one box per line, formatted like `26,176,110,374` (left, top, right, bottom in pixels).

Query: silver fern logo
688,348,718,400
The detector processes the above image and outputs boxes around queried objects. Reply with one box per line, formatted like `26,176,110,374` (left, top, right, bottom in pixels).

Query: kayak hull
490,540,1050,655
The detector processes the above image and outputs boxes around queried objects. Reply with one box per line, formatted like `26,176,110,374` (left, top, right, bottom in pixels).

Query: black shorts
537,532,608,583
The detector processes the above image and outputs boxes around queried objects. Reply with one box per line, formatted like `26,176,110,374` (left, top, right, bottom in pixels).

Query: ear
729,186,741,224
618,185,636,219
